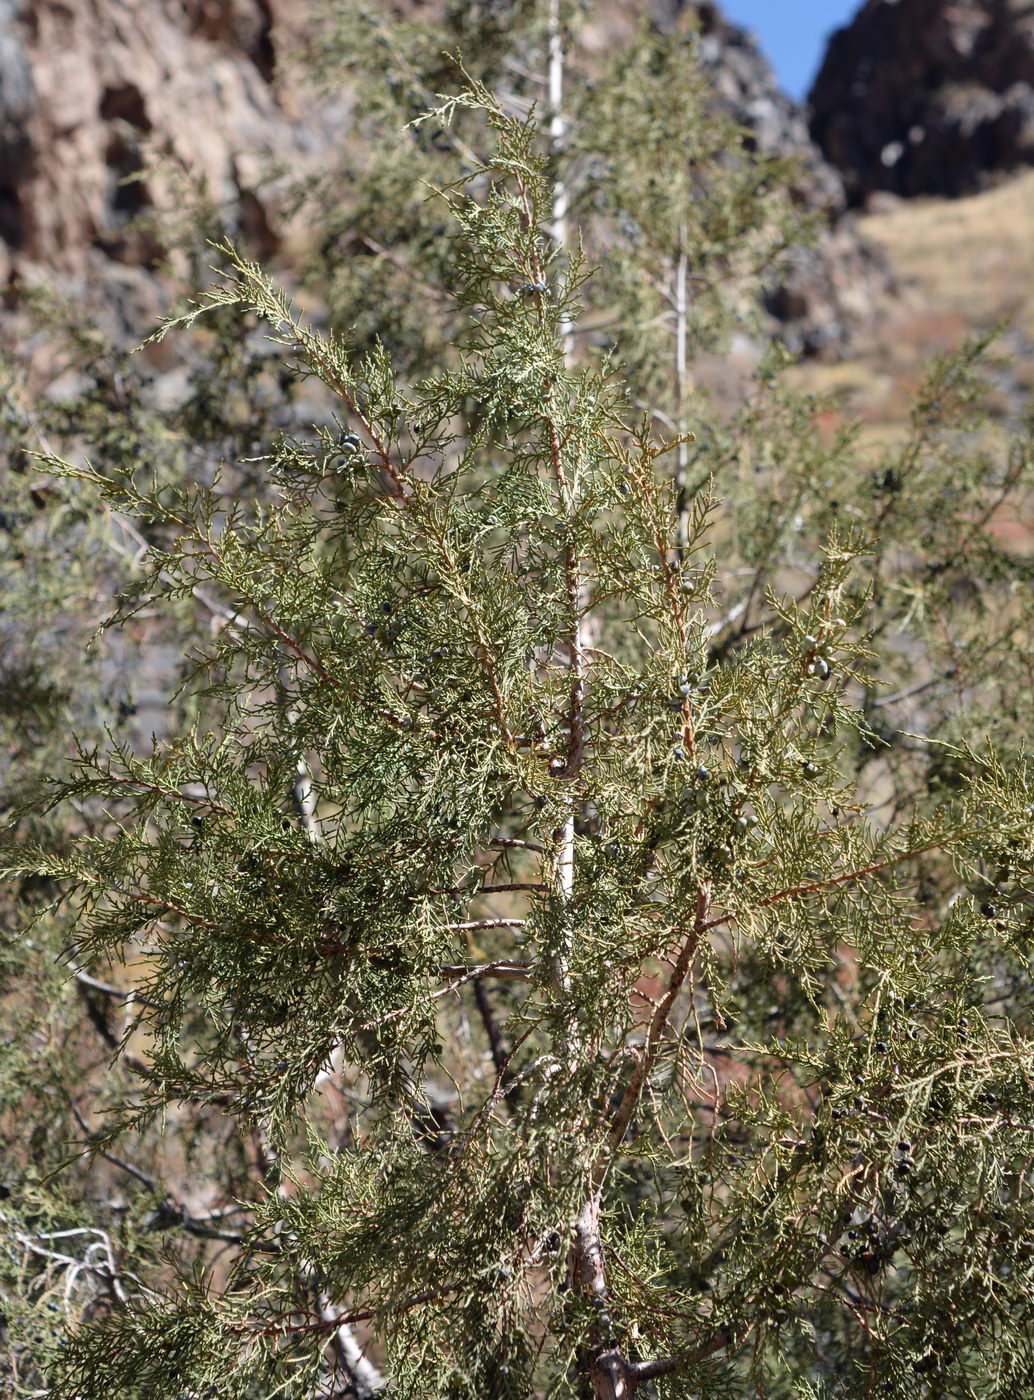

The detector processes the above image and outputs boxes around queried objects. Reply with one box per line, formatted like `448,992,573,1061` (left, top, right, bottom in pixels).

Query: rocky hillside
809,0,1034,205
0,0,888,357
789,166,1034,452
671,0,890,357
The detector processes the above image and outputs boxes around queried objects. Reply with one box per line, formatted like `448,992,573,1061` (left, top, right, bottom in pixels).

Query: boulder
809,0,1034,204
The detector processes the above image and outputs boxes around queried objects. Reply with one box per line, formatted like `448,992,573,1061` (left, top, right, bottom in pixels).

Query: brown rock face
809,0,1034,205
0,0,336,315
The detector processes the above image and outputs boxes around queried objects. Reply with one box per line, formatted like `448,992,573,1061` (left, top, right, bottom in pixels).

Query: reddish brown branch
699,828,979,935
607,881,712,1155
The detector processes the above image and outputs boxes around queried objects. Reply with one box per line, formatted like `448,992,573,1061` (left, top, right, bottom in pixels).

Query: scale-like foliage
3,23,1034,1400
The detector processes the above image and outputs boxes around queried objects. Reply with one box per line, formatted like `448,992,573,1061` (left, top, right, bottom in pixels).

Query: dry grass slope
790,170,1034,445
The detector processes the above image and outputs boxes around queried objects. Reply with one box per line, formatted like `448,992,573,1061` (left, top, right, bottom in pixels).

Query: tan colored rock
0,0,335,280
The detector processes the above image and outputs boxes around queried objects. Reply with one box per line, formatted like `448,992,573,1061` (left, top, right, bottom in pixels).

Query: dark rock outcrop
809,0,1034,205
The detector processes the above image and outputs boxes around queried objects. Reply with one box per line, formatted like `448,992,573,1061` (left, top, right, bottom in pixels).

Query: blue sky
721,1,860,100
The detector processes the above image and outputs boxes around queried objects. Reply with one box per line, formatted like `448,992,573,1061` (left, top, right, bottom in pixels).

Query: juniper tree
0,268,319,1392
3,64,1034,1400
296,0,1034,948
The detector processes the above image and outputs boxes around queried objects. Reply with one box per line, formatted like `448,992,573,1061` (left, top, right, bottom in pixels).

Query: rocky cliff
0,0,887,355
0,0,345,332
809,0,1034,205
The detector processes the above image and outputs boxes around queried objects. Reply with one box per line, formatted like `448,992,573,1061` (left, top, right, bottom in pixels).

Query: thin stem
674,231,691,558
543,1,584,985
606,882,712,1157
698,826,984,936
548,0,572,366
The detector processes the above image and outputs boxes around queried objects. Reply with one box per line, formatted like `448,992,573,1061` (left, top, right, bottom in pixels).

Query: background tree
569,22,803,504
301,3,800,360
